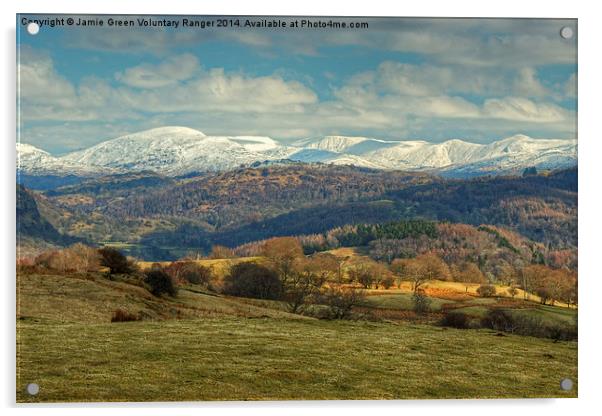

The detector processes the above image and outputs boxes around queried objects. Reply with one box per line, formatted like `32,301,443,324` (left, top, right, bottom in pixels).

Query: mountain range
17,126,577,179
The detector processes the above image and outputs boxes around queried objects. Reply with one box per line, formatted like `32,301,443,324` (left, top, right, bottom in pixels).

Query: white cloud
513,67,549,97
483,97,569,123
18,49,576,151
63,17,577,68
564,73,577,98
18,47,76,107
115,54,200,88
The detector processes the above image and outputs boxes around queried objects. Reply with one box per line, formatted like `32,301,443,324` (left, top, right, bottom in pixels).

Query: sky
17,15,577,154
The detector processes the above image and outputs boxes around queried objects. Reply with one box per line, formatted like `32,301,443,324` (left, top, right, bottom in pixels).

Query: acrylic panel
16,15,577,402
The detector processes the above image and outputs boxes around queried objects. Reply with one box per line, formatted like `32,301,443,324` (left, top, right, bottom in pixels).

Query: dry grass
16,317,577,402
16,272,303,323
15,270,577,402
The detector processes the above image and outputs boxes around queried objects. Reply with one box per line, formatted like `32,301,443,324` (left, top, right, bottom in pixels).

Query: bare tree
320,286,366,319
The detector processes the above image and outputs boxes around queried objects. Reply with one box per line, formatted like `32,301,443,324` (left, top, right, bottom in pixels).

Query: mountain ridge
18,126,577,178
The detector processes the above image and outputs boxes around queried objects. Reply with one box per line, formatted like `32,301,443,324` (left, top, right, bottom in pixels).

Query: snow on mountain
228,136,279,152
60,126,278,175
286,148,386,169
296,136,372,153
17,142,103,176
16,127,577,178
438,136,577,177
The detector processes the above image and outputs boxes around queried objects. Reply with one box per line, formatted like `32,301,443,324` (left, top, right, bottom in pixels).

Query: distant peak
124,126,206,138
500,134,533,142
17,142,48,154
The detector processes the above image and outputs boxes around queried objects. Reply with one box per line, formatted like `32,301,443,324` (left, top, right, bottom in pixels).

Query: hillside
16,184,77,255
16,166,577,259
17,271,577,401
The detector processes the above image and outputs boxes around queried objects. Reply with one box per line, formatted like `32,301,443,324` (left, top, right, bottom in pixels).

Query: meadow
16,270,577,402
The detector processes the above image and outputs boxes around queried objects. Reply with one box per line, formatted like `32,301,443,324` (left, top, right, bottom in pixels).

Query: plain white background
2,0,601,414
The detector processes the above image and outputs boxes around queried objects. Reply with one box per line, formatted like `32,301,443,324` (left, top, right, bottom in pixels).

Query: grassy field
16,272,577,402
17,317,577,402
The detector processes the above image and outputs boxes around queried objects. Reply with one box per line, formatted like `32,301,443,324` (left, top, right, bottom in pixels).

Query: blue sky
17,15,577,154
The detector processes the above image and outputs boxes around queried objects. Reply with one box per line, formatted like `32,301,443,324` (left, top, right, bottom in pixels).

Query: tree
98,247,137,275
165,261,212,285
282,256,330,313
392,253,449,293
145,269,177,297
69,243,101,272
320,286,366,319
521,264,569,305
559,271,577,307
451,261,486,293
347,260,390,289
348,263,374,289
419,253,452,282
262,237,304,285
307,252,340,282
381,274,396,289
222,262,283,300
208,245,236,259
476,284,497,297
508,286,519,298
412,290,432,314
391,258,423,292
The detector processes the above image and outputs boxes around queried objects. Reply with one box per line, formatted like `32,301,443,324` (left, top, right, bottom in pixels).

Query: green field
17,318,577,402
16,272,577,402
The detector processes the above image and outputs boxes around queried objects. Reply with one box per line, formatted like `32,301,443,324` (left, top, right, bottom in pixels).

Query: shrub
476,284,497,297
181,263,212,285
165,261,212,285
381,275,396,289
145,269,178,297
319,286,366,319
439,311,470,329
33,246,99,274
111,309,141,322
481,309,516,332
222,262,283,300
98,247,137,275
412,290,432,314
480,309,577,341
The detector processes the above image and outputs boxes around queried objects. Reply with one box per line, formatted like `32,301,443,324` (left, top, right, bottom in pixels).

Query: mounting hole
26,22,40,35
560,378,573,391
26,383,40,395
560,26,574,39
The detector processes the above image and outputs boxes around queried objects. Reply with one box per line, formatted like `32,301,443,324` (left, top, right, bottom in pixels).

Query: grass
17,318,577,402
16,271,578,402
362,293,449,312
17,273,301,323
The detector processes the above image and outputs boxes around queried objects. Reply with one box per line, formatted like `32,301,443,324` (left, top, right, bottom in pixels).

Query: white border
2,1,601,415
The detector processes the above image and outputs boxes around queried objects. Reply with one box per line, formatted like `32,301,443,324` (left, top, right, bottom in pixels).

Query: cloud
117,68,318,114
62,17,576,68
18,49,318,123
19,47,76,107
513,67,549,97
18,48,576,151
483,97,569,123
564,73,577,98
115,54,200,88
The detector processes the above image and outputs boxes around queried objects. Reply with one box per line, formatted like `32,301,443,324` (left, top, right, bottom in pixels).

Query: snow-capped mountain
17,126,577,178
17,142,106,176
60,126,278,175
